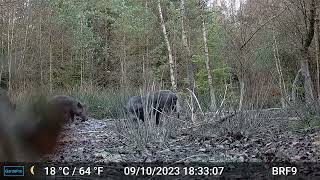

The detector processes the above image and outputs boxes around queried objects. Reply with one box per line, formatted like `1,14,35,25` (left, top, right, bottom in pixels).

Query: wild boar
48,95,88,122
125,90,179,125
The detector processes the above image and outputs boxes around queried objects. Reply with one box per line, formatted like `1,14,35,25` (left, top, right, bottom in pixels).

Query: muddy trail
45,111,320,164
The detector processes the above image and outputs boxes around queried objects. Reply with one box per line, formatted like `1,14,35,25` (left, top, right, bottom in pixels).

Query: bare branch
240,8,287,50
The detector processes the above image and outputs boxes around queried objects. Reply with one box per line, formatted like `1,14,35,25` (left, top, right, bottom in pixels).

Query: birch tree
315,4,320,101
201,1,217,111
300,0,316,105
157,0,177,91
7,8,15,93
273,30,287,107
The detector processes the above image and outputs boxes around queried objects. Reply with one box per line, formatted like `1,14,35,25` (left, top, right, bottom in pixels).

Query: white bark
201,7,217,111
121,35,127,89
301,50,315,105
143,0,149,85
273,31,287,107
21,1,31,70
291,69,302,102
142,54,146,84
238,78,244,111
157,0,177,91
315,11,320,101
8,8,15,93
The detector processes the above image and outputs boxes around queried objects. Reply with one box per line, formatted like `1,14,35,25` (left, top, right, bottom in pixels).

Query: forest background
0,0,319,120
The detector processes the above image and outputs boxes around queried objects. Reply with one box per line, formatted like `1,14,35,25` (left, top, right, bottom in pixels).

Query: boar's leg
154,108,163,125
136,107,144,122
70,112,75,121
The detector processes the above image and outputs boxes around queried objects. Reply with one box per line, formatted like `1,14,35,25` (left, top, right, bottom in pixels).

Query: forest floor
45,110,320,164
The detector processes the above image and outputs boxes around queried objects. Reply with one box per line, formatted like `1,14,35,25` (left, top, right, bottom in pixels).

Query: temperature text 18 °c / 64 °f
44,166,104,176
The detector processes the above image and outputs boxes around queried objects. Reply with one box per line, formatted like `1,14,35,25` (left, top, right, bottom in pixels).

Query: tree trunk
238,77,244,111
301,0,316,105
181,0,196,92
142,54,146,84
201,4,217,111
7,12,10,91
61,34,64,63
315,8,320,101
80,50,83,88
21,0,31,71
301,49,315,104
273,30,287,107
49,32,53,93
121,35,127,89
80,19,83,88
39,9,43,85
292,69,302,102
0,20,3,85
90,51,94,88
8,8,15,93
157,0,177,91
143,0,150,85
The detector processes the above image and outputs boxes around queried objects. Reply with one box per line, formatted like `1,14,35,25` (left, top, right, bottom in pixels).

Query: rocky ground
43,111,320,178
45,114,320,163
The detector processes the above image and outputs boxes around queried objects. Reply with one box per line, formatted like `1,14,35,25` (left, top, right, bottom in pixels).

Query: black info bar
1,162,319,179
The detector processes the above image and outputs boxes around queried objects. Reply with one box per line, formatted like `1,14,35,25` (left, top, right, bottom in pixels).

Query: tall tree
273,29,287,107
315,1,320,101
300,0,316,105
157,0,177,91
181,0,196,93
201,0,217,111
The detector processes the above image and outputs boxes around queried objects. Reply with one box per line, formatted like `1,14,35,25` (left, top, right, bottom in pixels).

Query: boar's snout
81,115,88,122
75,102,88,122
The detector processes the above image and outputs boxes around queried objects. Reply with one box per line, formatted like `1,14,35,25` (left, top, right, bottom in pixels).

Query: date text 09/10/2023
123,166,225,176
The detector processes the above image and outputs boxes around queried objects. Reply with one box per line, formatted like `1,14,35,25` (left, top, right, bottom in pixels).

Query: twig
186,88,204,116
215,83,229,114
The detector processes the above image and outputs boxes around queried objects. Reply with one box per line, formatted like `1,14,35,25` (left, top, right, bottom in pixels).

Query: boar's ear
77,102,83,108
